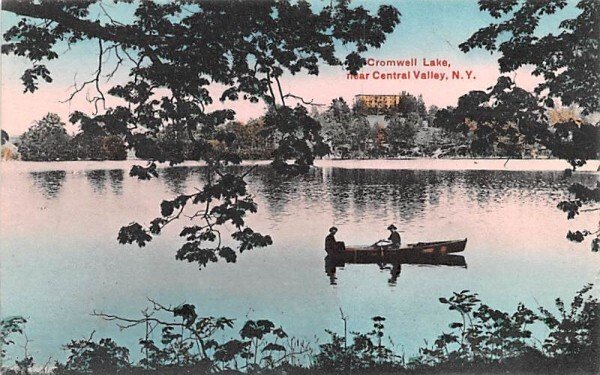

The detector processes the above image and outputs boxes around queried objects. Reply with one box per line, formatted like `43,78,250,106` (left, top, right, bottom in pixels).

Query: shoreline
1,157,599,173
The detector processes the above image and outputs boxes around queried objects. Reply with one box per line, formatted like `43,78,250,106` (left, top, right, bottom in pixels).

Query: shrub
18,113,73,161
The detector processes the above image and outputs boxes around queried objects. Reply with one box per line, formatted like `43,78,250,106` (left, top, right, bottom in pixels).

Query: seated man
387,224,401,248
325,226,345,253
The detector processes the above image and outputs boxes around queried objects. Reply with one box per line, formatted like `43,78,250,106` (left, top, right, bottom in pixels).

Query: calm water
1,160,599,363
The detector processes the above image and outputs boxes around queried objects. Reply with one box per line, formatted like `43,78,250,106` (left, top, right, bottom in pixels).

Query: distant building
354,94,401,110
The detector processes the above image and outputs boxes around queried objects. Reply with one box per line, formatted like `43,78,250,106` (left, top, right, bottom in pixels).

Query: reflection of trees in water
328,169,439,223
148,166,598,226
161,167,192,195
248,167,449,222
108,169,124,195
459,170,583,206
29,170,67,199
85,170,107,194
247,167,325,218
249,167,592,225
329,171,353,222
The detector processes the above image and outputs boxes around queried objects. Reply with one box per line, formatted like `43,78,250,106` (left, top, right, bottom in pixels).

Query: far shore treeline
2,91,598,162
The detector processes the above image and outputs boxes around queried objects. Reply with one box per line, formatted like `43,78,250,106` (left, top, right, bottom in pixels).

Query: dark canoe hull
328,239,467,262
326,253,467,268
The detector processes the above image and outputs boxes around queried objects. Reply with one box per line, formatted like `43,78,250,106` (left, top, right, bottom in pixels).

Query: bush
100,135,127,160
18,113,73,161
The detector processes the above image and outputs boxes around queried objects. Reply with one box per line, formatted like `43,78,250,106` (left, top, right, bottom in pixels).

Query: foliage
461,0,599,114
1,316,27,359
347,116,372,154
319,98,372,156
86,300,311,373
418,291,537,365
413,285,599,373
396,92,426,118
557,182,600,251
1,129,8,145
537,284,599,357
369,123,389,157
435,76,599,249
546,121,599,170
69,132,127,161
223,119,274,160
18,113,73,161
54,337,130,374
434,76,547,157
100,135,127,160
461,1,600,251
69,132,103,161
1,287,598,373
316,316,399,373
386,113,418,153
3,0,400,267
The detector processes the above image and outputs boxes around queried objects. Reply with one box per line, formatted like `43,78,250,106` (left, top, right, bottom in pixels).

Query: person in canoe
387,224,401,248
325,226,346,253
372,224,402,249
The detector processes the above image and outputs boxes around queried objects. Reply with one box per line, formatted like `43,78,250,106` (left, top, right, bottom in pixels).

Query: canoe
327,239,467,261
326,253,467,268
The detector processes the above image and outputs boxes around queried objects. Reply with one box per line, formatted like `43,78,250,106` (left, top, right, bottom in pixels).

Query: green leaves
232,228,273,252
268,105,329,176
173,304,197,328
1,316,27,359
21,64,52,93
59,337,131,374
434,76,547,158
3,0,401,270
117,223,152,247
462,0,599,114
18,113,73,161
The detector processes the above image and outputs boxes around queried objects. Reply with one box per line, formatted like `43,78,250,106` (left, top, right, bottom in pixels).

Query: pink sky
1,62,543,136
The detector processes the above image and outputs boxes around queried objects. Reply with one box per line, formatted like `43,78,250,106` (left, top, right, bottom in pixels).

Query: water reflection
7,162,600,364
85,170,107,194
248,167,598,227
108,169,124,195
325,253,467,286
248,167,325,217
29,170,66,199
161,167,192,195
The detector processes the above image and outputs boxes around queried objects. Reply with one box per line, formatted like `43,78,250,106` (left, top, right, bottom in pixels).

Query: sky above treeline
0,0,582,135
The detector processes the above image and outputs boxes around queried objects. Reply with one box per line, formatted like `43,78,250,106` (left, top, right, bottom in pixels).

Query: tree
100,135,127,160
319,98,355,155
18,113,73,161
386,114,417,153
396,91,420,117
438,78,599,248
326,97,353,124
224,119,274,160
460,0,599,114
462,0,600,249
3,1,400,268
70,132,104,161
348,116,371,153
434,77,547,157
370,123,388,157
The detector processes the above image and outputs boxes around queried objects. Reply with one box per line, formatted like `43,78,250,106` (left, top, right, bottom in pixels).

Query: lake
1,159,599,364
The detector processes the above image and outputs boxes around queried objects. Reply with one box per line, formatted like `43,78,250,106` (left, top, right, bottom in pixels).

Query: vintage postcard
1,1,598,374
